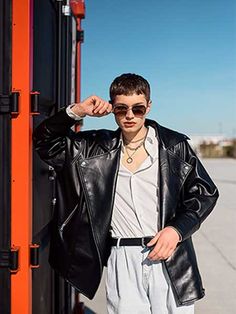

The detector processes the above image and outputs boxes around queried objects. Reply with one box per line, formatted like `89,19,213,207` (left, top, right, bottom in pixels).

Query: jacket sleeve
33,108,76,170
167,141,219,241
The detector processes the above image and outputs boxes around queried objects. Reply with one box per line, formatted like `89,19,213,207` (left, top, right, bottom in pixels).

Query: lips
124,122,136,128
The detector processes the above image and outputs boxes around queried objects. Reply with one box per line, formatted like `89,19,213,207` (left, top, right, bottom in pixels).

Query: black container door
32,1,73,313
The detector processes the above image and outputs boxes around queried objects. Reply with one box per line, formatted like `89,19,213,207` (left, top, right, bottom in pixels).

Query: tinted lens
132,105,146,116
113,105,127,116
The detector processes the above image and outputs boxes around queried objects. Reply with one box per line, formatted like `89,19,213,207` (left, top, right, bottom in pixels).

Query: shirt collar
144,126,158,160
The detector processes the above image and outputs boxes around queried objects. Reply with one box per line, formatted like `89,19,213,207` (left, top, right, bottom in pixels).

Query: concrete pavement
194,158,236,314
80,158,236,314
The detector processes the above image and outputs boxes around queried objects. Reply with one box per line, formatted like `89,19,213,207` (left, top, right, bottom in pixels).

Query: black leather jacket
34,109,219,305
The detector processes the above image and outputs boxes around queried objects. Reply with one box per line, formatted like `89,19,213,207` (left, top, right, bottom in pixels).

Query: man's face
112,94,151,134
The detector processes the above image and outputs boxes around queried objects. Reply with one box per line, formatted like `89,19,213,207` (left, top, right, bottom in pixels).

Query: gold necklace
123,129,148,163
124,140,145,164
125,144,142,151
125,134,146,144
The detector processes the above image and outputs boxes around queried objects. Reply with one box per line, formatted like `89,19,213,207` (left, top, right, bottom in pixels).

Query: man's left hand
146,227,180,261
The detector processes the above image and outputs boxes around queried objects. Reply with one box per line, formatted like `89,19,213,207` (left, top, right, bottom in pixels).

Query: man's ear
146,100,152,114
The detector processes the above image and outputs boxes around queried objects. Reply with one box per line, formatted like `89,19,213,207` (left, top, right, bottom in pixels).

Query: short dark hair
109,73,150,103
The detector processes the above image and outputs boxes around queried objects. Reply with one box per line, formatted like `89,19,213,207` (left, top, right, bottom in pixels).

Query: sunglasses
112,104,147,117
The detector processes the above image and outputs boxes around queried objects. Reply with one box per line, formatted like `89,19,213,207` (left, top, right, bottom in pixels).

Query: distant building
188,135,236,158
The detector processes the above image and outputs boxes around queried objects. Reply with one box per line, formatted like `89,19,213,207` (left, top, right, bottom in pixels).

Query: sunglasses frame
112,104,147,117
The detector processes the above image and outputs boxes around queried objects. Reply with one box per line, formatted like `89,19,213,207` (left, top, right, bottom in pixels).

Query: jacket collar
145,119,189,149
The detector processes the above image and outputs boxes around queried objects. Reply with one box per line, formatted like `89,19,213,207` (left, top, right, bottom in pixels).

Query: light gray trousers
106,246,194,314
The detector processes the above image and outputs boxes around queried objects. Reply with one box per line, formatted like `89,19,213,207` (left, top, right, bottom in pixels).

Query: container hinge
0,247,19,273
30,244,40,268
30,91,40,115
0,92,19,115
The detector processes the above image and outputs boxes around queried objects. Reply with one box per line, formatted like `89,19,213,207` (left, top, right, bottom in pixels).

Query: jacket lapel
76,147,121,250
144,119,193,228
158,145,192,228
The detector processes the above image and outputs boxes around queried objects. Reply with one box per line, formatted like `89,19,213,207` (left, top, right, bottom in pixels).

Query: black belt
110,237,153,247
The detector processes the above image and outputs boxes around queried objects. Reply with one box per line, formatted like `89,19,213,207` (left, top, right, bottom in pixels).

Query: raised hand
71,95,112,118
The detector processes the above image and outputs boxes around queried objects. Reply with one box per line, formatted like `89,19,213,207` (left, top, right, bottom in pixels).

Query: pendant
127,157,133,164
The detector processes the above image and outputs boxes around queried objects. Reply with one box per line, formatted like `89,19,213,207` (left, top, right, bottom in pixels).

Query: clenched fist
71,95,112,118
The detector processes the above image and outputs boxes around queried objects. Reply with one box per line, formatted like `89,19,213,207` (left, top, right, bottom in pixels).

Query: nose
125,107,134,119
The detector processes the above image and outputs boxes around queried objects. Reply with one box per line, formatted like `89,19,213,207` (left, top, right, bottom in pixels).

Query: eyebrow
113,102,145,106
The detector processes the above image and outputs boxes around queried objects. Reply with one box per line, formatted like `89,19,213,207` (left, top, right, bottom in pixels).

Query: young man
34,73,219,313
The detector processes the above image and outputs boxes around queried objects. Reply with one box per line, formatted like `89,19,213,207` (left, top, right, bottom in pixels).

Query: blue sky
81,0,236,137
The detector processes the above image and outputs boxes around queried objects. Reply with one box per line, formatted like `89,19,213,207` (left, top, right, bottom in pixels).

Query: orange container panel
11,0,33,313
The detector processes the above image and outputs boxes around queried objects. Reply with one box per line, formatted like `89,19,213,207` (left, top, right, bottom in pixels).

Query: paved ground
80,158,236,314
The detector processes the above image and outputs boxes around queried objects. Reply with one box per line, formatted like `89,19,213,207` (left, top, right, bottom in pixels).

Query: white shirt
110,126,159,238
66,104,83,121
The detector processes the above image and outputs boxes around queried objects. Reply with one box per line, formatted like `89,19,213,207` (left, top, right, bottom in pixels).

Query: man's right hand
71,95,112,118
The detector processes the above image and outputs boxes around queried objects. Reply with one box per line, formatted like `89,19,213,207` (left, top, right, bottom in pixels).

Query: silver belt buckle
141,237,146,248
